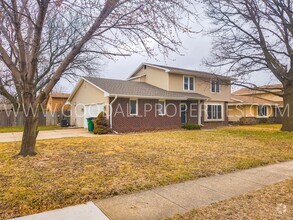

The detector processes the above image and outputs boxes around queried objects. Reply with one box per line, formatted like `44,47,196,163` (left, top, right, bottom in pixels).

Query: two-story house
68,63,232,132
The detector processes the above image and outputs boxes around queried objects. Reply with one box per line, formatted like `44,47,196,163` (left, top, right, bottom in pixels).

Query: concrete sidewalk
12,202,109,220
0,128,95,142
95,160,293,220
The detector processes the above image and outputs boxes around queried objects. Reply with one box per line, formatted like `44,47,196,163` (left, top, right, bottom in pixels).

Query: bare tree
204,0,293,131
0,0,196,156
52,86,67,94
0,94,5,103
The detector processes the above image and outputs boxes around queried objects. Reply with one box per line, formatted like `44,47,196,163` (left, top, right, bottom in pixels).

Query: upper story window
183,76,194,91
129,99,138,115
211,80,220,93
258,105,268,117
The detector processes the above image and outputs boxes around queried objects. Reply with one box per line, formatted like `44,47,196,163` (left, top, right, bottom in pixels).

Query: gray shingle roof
84,77,208,100
129,63,234,81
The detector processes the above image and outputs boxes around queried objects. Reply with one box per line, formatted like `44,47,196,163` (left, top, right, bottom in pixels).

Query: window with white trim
207,104,223,120
211,80,220,93
129,99,138,115
183,76,194,91
258,105,268,117
158,100,166,115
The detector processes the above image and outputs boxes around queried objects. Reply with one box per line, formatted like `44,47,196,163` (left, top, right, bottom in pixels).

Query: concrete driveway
0,128,96,143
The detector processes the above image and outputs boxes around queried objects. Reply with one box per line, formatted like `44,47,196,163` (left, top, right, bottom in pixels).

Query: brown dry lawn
0,124,292,219
168,178,293,220
0,126,62,133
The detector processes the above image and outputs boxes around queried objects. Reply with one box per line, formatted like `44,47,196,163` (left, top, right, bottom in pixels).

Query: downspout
109,96,118,131
198,100,203,126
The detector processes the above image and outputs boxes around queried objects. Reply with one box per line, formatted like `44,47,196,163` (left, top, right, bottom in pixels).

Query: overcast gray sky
103,31,212,80
101,30,279,88
65,7,280,92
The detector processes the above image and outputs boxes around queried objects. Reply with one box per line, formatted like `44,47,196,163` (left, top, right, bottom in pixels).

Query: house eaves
127,63,234,81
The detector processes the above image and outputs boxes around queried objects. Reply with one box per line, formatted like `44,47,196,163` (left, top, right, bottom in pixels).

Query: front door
181,103,187,124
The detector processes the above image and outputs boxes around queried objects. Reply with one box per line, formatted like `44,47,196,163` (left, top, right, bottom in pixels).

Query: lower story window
207,104,223,120
129,99,138,115
258,105,268,117
158,100,166,115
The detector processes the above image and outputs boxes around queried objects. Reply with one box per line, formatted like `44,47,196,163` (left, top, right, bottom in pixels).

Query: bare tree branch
0,0,196,155
204,0,293,131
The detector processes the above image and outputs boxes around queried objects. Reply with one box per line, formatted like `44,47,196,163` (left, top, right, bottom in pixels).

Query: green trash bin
87,118,94,132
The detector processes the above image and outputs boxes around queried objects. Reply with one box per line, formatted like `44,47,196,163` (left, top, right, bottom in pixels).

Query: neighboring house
45,93,71,126
46,93,70,112
0,94,71,127
228,84,284,124
68,63,232,132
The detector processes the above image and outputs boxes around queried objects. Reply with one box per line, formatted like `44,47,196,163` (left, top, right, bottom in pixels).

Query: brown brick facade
109,98,229,132
110,98,199,132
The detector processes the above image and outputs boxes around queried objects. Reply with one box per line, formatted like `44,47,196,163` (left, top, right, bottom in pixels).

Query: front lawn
168,178,293,219
0,126,62,133
0,124,292,219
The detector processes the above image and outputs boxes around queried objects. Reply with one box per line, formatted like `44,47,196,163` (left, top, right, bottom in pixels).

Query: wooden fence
0,111,47,127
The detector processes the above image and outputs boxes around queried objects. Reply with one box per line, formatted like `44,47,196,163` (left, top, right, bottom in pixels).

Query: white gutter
127,74,146,81
231,97,244,102
109,96,118,129
109,94,209,101
228,103,280,106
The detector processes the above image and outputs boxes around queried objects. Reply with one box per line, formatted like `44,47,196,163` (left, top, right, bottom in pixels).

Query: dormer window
211,80,220,93
183,76,194,91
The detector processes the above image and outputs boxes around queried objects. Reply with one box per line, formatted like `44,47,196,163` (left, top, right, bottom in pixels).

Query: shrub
259,118,269,124
182,123,201,130
93,112,109,134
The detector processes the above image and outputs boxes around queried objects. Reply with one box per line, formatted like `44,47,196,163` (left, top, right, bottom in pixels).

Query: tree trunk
281,84,293,132
18,113,39,157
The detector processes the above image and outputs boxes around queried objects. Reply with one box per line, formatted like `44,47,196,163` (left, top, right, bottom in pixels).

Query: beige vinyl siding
131,75,146,82
169,73,185,92
228,105,254,122
130,66,169,90
228,105,243,122
228,105,275,122
169,73,231,102
70,80,109,127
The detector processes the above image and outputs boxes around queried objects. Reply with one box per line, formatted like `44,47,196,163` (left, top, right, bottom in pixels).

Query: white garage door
84,104,104,128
